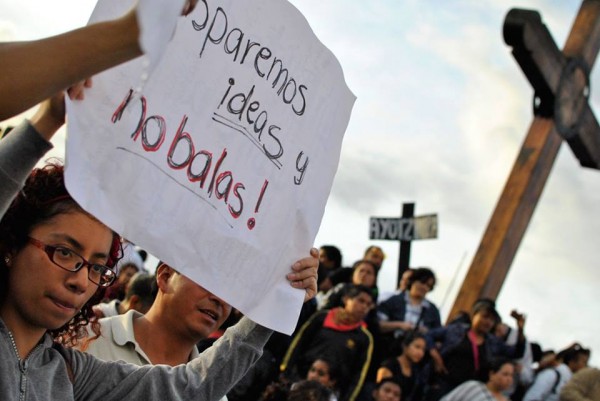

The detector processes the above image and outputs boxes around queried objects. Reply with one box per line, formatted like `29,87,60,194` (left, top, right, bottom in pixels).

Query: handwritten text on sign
65,0,355,334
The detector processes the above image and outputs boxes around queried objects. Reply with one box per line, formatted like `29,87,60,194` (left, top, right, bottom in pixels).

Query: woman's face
404,337,426,364
307,359,335,388
408,278,433,300
471,310,497,334
3,211,113,332
488,363,514,392
352,262,376,287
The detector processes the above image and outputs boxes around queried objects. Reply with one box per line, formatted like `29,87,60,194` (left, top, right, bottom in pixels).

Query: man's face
570,354,589,373
373,382,401,401
344,292,374,322
163,268,232,340
365,248,384,268
319,248,334,269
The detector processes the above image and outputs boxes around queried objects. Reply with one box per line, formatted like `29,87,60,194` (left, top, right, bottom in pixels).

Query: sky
1,0,599,365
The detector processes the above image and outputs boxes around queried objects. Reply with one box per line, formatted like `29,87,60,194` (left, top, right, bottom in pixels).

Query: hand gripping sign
66,0,355,334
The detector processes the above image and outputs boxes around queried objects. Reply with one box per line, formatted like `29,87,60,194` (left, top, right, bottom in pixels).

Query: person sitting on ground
260,357,340,401
440,357,515,401
378,267,441,338
536,350,558,374
102,242,144,302
319,259,382,394
260,379,333,401
319,260,379,310
92,272,156,318
281,285,376,401
494,314,538,399
306,357,341,400
425,299,527,400
371,378,402,401
523,343,591,401
377,332,427,401
317,245,343,294
363,246,386,271
559,366,600,401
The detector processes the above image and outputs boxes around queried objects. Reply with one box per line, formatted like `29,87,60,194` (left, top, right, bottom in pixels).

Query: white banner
65,0,355,334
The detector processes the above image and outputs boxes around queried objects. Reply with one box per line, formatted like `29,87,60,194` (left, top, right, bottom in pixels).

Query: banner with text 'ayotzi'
66,0,355,334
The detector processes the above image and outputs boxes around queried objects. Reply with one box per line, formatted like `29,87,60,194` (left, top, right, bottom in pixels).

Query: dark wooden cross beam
449,0,600,320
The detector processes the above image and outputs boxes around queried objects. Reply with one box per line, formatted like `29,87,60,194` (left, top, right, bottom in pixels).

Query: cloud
0,20,16,41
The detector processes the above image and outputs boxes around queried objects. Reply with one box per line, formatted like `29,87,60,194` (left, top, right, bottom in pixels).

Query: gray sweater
0,121,273,400
0,120,52,217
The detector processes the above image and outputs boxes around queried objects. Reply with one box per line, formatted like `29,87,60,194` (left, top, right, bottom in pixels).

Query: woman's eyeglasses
28,237,116,287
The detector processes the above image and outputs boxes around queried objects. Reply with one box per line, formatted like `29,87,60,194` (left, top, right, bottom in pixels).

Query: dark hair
344,284,376,303
320,245,342,269
310,356,340,383
559,343,591,365
124,272,157,308
375,377,401,392
402,331,426,350
471,298,500,323
448,310,472,326
363,246,385,270
364,245,384,258
407,267,436,291
260,379,332,401
259,380,290,401
351,259,378,283
288,380,332,401
530,342,543,363
0,163,122,346
487,356,514,375
328,267,353,287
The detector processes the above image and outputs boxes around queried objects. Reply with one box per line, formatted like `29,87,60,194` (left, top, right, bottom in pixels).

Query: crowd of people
83,243,596,401
282,245,594,401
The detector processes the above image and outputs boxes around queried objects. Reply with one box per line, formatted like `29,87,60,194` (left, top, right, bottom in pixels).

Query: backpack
550,368,561,394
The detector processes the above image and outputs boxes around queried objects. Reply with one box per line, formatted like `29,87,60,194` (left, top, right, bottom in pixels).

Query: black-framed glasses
27,237,116,287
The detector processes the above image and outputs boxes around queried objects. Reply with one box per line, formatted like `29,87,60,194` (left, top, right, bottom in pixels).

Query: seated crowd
89,243,593,401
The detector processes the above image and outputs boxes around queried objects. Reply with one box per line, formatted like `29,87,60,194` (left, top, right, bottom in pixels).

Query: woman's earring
4,256,11,265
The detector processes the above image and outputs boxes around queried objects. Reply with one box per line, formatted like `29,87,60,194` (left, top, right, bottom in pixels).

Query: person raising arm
0,0,197,121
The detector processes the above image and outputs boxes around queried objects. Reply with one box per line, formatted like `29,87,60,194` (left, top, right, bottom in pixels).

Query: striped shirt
440,381,501,401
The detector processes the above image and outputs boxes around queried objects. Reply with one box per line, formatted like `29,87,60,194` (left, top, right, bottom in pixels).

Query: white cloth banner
66,0,355,334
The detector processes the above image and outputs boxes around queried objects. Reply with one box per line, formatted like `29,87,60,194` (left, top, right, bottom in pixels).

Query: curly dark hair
0,162,122,347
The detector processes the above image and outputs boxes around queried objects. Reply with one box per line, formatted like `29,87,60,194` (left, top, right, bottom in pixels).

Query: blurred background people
440,357,515,401
377,332,427,401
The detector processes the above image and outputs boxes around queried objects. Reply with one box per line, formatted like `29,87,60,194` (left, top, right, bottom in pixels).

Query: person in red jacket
281,284,375,401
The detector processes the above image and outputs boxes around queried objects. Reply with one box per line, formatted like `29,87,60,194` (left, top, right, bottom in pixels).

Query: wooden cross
448,0,600,320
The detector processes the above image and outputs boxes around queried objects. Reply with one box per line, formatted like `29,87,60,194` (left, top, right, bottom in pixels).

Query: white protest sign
66,0,355,334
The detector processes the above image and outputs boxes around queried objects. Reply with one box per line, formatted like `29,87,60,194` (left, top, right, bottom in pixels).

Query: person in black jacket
281,285,375,401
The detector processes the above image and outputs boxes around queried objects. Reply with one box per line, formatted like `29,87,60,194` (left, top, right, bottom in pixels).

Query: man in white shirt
522,343,590,401
82,251,318,398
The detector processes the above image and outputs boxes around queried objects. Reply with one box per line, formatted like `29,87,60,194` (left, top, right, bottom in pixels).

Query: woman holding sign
0,94,318,400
